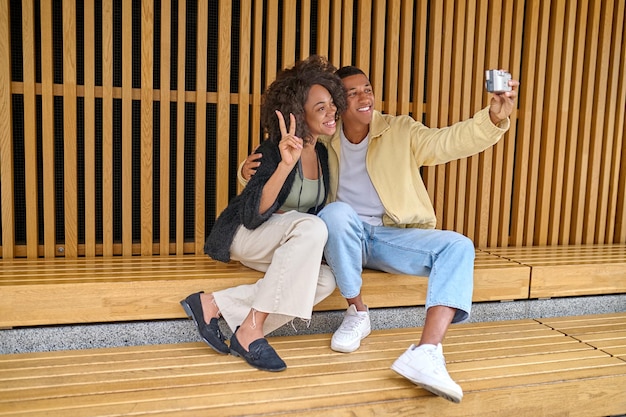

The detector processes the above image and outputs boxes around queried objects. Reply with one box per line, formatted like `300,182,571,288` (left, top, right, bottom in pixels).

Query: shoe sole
180,299,230,355
330,328,371,353
390,361,462,403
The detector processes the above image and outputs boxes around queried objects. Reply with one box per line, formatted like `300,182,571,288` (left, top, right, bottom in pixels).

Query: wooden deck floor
1,313,625,416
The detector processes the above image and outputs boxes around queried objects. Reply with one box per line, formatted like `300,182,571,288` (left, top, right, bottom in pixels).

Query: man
241,66,519,403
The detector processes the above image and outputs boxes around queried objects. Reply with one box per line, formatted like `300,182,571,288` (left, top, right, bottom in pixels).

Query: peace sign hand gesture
275,110,303,170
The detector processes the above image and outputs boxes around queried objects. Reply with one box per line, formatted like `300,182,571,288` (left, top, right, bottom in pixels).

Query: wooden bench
1,312,624,416
0,249,530,328
482,244,626,298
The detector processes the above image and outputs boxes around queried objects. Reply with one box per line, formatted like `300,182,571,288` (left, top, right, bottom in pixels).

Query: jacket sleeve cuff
476,106,510,132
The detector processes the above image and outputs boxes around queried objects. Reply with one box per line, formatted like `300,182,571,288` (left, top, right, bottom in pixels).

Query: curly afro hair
260,55,347,143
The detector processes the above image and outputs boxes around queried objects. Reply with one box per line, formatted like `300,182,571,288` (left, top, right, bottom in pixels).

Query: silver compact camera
485,69,512,93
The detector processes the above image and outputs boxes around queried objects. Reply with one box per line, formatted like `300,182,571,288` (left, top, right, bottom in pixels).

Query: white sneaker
331,305,371,353
391,343,463,403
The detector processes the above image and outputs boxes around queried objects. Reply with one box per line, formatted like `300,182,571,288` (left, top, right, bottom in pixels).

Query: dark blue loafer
229,327,287,372
180,292,230,355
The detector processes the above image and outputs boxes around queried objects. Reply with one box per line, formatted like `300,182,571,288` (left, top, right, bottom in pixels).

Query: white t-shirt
336,129,385,226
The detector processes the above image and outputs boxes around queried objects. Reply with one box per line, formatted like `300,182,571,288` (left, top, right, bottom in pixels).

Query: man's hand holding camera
486,69,519,126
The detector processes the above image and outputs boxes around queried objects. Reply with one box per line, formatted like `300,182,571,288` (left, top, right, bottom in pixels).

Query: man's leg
318,202,365,301
318,202,371,352
365,226,474,403
420,305,456,346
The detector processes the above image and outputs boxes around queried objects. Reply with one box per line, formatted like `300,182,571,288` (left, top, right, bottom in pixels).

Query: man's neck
342,121,370,144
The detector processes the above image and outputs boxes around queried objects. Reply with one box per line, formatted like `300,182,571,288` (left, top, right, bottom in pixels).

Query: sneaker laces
340,313,367,333
424,344,448,374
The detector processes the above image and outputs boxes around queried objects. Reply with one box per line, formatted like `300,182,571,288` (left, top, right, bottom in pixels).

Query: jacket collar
369,110,391,140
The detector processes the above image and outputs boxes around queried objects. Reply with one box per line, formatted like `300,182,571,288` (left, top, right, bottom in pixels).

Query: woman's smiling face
303,84,338,139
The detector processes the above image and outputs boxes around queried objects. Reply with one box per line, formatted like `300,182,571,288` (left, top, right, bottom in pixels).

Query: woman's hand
276,110,303,169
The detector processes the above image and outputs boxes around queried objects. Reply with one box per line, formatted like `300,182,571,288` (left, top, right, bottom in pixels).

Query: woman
181,56,346,372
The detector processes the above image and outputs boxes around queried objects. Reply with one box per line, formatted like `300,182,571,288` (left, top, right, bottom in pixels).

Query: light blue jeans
318,202,474,323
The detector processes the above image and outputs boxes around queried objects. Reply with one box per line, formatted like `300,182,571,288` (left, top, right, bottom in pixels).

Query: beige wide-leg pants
213,211,336,335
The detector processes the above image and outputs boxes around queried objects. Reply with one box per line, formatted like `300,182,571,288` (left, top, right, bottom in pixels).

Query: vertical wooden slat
84,0,96,257
22,0,39,258
437,2,465,234
464,0,488,242
526,1,550,246
102,0,114,256
194,1,208,254
216,2,231,216
571,0,602,244
535,1,566,245
159,0,171,255
340,0,353,67
121,0,133,255
422,1,443,212
510,0,539,246
63,0,78,258
396,0,413,116
596,2,626,243
547,0,577,245
497,0,524,246
559,0,589,244
41,0,56,258
329,0,341,66
586,0,614,243
473,0,502,247
355,0,371,73
282,0,296,68
453,0,471,236
299,0,311,60
369,0,385,112
141,0,154,255
175,0,186,254
434,1,453,230
316,0,330,60
410,0,427,123
444,0,466,234
486,0,508,247
0,0,14,258
382,0,400,115
606,2,626,242
250,0,263,152
265,1,278,84
448,0,466,126
237,0,251,195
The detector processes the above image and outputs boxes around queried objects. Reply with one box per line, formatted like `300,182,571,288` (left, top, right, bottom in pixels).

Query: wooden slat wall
0,0,624,259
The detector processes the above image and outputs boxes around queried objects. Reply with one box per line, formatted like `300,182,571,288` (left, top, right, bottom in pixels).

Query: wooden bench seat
483,244,626,298
1,313,624,416
0,249,530,328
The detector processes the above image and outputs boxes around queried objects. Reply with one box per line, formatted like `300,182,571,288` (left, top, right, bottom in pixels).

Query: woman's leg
214,211,329,338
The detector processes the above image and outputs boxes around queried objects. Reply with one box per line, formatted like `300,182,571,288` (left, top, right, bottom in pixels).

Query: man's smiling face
341,73,375,127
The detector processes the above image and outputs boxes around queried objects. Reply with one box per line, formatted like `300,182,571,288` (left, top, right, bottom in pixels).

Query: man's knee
318,202,355,229
455,234,476,259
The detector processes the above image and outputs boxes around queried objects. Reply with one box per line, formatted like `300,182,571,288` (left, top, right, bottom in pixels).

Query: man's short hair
336,66,367,80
